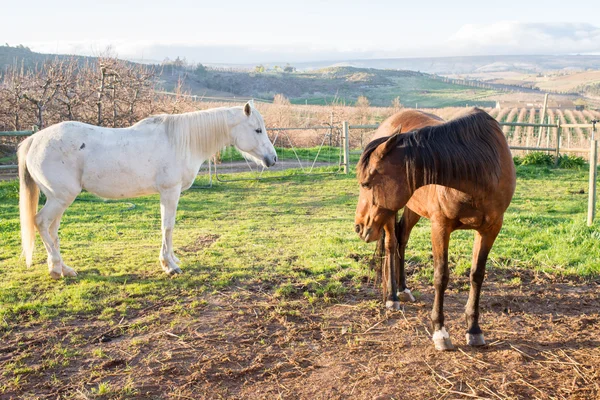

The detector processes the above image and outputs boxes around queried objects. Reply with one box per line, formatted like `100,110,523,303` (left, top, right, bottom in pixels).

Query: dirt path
1,269,598,399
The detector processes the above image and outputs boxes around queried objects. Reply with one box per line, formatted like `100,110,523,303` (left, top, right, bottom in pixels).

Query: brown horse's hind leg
430,220,453,351
465,224,502,346
395,208,420,302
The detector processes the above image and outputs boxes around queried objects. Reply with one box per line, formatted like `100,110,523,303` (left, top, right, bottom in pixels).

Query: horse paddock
0,167,599,399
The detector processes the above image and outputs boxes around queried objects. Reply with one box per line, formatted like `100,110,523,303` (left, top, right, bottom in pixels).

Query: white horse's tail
18,137,39,267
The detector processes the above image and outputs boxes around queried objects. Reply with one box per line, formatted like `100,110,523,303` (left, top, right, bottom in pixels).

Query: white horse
18,102,277,279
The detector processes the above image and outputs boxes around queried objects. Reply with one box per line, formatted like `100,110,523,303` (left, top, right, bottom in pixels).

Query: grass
0,165,599,328
0,154,16,164
218,145,342,164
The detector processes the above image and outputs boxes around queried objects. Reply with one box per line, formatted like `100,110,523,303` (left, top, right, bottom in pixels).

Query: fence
212,125,343,182
1,119,598,225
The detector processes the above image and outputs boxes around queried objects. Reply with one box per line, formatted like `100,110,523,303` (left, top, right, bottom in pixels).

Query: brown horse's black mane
359,108,505,190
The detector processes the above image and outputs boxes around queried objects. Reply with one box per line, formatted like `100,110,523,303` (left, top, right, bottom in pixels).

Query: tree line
0,57,198,132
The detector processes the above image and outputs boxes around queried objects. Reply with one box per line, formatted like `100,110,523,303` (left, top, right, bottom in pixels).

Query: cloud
444,22,600,56
25,22,600,64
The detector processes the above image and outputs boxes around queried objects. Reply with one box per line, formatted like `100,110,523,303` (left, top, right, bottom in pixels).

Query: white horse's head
230,102,277,167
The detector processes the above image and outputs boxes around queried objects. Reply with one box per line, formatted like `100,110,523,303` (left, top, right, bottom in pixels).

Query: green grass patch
218,145,342,164
0,166,599,327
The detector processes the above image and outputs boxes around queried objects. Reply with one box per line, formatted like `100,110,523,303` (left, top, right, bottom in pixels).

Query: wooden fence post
588,121,598,226
537,94,549,147
554,118,561,166
343,121,350,174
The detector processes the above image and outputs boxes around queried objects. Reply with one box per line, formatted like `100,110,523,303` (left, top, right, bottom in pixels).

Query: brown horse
355,108,516,351
369,110,445,302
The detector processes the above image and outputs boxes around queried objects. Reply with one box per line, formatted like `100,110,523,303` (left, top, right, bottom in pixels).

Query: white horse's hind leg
49,211,62,249
159,187,182,275
35,197,75,279
48,212,77,277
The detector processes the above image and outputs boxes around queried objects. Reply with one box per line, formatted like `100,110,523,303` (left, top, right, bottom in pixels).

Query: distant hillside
0,46,549,108
289,55,600,75
0,45,93,69
163,66,501,108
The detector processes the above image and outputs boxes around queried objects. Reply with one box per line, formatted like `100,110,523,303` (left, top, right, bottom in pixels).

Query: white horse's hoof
385,300,402,310
166,267,182,275
49,270,62,280
397,288,416,302
61,264,78,277
466,333,486,347
433,328,454,351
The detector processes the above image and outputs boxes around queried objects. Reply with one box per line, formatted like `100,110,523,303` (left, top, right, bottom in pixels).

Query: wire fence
212,126,343,182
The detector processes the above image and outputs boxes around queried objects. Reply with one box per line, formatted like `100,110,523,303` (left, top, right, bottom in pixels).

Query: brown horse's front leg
431,221,453,351
395,208,420,302
465,224,501,347
383,218,401,310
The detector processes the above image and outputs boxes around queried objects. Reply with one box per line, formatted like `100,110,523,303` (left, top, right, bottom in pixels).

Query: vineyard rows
431,107,599,151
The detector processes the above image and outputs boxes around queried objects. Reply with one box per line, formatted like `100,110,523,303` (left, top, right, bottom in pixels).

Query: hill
162,66,500,108
3,46,591,108
0,46,501,108
0,45,93,69
287,55,600,75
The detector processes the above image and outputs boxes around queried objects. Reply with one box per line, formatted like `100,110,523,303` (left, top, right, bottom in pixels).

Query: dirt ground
1,267,598,400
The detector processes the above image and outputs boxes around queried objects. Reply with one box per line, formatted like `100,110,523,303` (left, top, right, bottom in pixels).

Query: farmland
0,164,599,398
487,107,600,151
161,66,501,108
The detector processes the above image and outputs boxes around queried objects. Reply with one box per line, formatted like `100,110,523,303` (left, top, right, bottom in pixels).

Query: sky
2,0,600,64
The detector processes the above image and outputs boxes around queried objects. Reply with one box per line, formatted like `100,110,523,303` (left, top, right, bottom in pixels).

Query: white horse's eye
255,128,262,134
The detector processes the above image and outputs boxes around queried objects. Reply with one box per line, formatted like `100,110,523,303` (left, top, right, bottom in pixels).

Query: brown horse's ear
375,133,400,159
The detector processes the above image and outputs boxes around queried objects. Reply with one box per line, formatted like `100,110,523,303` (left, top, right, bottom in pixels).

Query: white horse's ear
244,102,252,117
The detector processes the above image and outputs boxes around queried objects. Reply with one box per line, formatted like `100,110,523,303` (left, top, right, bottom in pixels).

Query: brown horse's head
354,134,412,242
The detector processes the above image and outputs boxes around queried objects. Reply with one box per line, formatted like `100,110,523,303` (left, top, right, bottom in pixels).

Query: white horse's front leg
159,187,182,275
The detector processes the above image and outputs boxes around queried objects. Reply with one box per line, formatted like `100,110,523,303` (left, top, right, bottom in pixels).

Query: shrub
520,152,555,167
557,154,586,169
513,156,523,166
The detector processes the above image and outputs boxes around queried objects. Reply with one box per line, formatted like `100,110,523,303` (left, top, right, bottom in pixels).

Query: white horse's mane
159,107,233,159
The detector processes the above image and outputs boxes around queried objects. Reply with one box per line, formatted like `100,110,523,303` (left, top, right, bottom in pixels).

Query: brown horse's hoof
433,328,454,351
466,333,486,347
385,300,402,310
397,288,416,302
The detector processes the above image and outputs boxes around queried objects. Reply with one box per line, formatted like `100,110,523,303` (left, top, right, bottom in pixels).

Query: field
463,70,600,95
280,72,498,108
0,165,599,398
487,108,600,152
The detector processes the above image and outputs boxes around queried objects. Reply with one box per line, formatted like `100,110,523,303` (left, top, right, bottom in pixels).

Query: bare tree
22,59,65,128
0,62,29,130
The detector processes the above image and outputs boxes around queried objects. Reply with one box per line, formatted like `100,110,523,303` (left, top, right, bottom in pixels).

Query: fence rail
0,130,35,137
